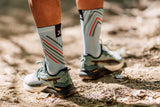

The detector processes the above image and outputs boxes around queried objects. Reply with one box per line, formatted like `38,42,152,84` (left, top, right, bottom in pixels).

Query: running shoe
80,44,124,79
24,61,76,98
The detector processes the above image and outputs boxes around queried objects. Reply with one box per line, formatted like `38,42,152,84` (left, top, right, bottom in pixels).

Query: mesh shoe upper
24,61,74,95
80,44,124,79
81,46,123,71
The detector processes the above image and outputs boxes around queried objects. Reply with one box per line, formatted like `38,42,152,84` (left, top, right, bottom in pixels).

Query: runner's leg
28,0,65,75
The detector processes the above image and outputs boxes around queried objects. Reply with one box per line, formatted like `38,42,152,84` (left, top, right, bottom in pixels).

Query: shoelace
36,60,59,81
80,40,125,62
101,40,125,55
35,60,46,79
36,60,45,64
80,40,113,62
36,60,71,81
101,40,113,51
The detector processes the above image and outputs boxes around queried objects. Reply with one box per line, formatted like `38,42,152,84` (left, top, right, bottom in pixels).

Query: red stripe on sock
42,38,63,55
89,17,102,37
44,50,59,64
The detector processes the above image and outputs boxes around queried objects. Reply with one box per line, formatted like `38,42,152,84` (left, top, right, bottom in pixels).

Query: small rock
115,74,125,79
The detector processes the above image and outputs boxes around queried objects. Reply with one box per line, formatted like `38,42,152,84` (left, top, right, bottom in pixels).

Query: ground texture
0,0,160,106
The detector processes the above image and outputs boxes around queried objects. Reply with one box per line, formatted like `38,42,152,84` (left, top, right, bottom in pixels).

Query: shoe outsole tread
42,85,76,98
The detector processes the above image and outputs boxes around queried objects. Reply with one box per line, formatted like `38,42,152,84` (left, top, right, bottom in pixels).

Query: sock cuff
37,24,62,38
78,9,104,21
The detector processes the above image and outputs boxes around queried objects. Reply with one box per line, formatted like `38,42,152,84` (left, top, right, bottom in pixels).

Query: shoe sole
80,76,93,80
80,60,124,80
79,68,110,80
24,83,76,98
103,60,124,71
23,82,47,92
42,87,77,98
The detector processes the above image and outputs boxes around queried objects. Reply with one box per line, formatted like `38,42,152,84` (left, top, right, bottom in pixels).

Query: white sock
37,24,65,75
79,9,104,57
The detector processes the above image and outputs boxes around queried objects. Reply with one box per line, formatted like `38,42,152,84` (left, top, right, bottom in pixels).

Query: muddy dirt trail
0,0,160,106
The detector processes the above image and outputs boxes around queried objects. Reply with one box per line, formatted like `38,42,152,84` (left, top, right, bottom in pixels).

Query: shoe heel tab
66,68,71,72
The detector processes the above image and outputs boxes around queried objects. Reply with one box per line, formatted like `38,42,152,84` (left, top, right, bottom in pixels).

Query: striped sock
37,24,65,75
79,9,104,57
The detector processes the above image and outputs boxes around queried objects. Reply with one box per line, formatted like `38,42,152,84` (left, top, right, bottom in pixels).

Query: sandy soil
0,0,160,106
